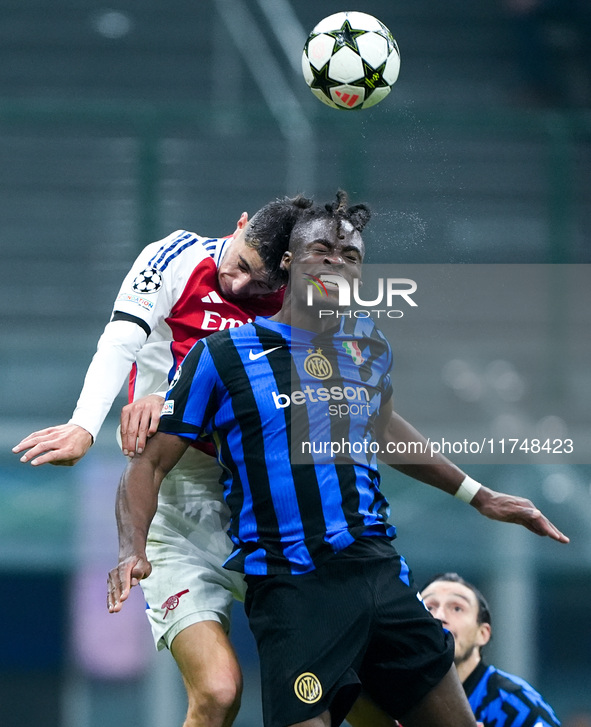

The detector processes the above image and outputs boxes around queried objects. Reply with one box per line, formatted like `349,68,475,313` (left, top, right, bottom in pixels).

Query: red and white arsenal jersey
112,230,283,403
69,230,283,440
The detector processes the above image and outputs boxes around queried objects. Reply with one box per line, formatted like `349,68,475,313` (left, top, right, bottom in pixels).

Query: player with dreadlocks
108,190,568,727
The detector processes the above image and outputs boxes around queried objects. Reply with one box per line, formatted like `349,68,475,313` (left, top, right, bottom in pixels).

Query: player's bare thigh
170,620,242,692
170,621,241,682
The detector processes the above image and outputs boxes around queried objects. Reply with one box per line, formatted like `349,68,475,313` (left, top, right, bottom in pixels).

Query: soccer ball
302,11,400,110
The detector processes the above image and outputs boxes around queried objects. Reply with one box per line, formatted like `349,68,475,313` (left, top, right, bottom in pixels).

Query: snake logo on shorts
294,672,322,704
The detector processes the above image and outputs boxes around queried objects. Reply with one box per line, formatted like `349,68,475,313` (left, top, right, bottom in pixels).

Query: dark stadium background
1,1,590,725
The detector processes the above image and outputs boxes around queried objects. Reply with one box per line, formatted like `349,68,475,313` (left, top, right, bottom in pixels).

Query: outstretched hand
472,487,569,543
120,394,165,457
12,423,93,466
107,555,152,613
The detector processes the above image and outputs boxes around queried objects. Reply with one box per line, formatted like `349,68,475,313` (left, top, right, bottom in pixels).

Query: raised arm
13,233,186,466
13,319,147,466
107,431,189,613
376,399,569,544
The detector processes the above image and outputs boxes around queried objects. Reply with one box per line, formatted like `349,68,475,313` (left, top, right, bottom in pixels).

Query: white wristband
454,476,482,503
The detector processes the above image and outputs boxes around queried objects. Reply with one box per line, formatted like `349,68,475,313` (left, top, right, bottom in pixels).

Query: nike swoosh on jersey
248,346,282,361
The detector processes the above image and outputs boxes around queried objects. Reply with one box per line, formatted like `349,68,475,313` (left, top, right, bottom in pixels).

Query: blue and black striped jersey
158,315,396,575
465,661,561,727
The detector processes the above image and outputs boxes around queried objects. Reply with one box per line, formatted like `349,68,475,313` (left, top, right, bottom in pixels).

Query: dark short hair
422,572,492,627
245,194,313,287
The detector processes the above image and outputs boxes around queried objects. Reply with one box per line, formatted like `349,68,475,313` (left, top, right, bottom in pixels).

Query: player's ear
280,251,293,271
476,622,491,648
235,212,249,231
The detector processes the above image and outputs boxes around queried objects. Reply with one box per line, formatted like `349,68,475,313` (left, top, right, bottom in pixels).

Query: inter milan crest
132,266,163,294
294,672,322,704
303,348,333,380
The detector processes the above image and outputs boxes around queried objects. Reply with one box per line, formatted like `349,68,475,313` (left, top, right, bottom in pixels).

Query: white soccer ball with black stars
132,267,163,294
302,11,400,110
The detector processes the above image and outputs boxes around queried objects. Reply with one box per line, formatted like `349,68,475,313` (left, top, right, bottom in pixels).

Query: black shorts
244,538,454,727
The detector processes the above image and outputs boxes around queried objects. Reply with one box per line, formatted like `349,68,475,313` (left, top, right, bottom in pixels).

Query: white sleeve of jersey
68,320,147,440
110,231,198,334
68,231,204,440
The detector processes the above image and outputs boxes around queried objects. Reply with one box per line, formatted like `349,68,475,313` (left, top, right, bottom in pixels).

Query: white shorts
140,446,246,651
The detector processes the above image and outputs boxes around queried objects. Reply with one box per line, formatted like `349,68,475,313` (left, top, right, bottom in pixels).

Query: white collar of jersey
215,235,233,267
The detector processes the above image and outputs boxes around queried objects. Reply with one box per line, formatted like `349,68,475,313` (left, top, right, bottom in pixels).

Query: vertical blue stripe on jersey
297,342,386,540
207,328,317,575
235,349,313,574
314,462,354,548
340,323,395,535
468,666,493,717
282,321,395,548
357,467,389,531
293,386,353,543
206,389,266,559
365,473,392,522
351,317,394,394
178,343,220,429
213,408,267,572
398,555,410,585
287,336,361,555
